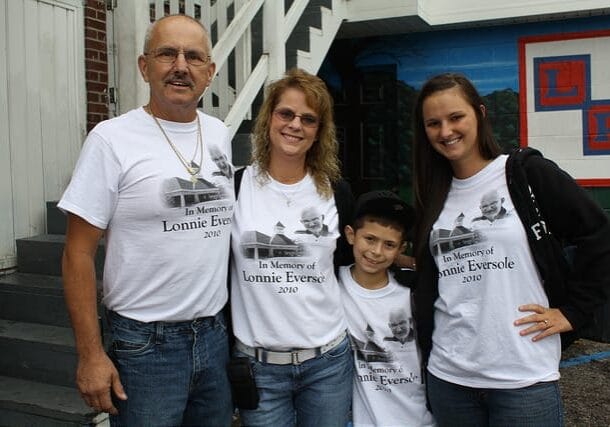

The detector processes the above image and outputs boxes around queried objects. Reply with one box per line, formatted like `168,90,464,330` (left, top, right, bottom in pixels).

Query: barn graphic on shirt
162,175,228,208
240,222,306,260
350,325,392,363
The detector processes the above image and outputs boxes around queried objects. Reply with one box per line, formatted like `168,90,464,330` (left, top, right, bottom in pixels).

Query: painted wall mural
521,30,610,186
320,15,610,201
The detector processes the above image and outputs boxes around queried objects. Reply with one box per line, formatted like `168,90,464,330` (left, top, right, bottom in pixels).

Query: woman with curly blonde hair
230,68,354,426
250,68,341,198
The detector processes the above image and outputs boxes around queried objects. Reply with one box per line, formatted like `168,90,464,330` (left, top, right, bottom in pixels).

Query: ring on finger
543,319,549,327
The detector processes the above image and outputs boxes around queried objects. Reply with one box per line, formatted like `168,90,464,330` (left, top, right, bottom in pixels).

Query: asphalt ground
560,338,610,426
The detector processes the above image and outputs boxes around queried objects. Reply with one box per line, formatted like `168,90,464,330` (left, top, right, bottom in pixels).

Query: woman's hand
514,304,573,342
394,254,417,270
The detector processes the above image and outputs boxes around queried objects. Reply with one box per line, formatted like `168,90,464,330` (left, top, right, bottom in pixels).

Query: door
334,65,411,199
0,0,85,269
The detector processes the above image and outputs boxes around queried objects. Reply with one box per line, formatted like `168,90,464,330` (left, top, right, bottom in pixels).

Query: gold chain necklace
147,107,204,183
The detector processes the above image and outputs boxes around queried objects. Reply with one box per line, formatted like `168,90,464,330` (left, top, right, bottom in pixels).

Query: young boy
339,191,435,427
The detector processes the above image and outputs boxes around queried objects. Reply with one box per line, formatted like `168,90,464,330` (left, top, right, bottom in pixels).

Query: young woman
411,73,610,426
230,68,353,427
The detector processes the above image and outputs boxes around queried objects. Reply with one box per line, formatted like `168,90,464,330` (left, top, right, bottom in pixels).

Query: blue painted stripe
560,351,610,368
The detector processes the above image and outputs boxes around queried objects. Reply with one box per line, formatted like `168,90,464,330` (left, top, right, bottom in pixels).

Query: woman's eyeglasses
273,108,320,128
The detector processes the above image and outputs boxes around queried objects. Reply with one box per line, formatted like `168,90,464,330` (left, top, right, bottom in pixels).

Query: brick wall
84,0,108,132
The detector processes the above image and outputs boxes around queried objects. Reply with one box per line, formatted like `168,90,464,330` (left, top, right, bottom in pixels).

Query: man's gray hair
143,14,212,55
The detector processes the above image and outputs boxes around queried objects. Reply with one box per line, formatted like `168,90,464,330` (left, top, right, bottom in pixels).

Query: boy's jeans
107,310,233,427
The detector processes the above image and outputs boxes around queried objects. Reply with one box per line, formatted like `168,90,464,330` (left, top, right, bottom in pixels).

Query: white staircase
202,0,348,141
112,0,419,146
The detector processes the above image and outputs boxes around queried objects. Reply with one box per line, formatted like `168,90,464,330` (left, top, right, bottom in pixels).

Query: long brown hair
251,68,340,198
412,73,501,259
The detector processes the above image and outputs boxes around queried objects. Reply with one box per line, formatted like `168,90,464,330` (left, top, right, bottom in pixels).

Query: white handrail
224,55,269,139
210,0,264,72
283,0,310,42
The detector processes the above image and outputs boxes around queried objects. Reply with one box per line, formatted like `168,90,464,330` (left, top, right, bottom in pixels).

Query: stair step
0,375,107,426
0,319,76,387
286,0,328,63
287,27,312,55
0,273,71,327
16,234,105,277
46,201,66,235
16,234,65,277
286,1,335,70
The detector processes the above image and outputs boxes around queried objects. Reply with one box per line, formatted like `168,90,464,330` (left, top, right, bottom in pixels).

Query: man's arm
62,213,126,414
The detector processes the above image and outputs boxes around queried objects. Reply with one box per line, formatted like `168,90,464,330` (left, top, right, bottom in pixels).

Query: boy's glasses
273,108,320,128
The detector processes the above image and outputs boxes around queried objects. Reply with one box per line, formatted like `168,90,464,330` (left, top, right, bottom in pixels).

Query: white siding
0,0,85,269
418,0,610,25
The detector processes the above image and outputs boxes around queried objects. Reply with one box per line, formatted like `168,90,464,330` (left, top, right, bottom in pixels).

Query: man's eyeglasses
273,108,320,128
145,47,211,67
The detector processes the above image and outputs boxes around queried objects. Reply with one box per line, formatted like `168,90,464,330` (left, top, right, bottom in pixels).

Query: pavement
559,338,610,427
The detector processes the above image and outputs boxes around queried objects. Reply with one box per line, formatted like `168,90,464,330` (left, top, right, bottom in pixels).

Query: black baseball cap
353,190,414,232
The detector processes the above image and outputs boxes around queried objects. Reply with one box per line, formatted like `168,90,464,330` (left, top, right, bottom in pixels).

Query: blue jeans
107,310,233,427
427,372,564,427
235,336,353,427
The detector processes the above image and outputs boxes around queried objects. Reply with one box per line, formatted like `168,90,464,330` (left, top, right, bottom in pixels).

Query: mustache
164,75,194,87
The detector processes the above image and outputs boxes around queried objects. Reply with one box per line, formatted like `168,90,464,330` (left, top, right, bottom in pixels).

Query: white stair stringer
297,0,346,74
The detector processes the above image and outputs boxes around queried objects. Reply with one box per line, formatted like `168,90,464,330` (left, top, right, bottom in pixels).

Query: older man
60,15,233,426
295,206,330,237
472,189,510,225
383,309,415,345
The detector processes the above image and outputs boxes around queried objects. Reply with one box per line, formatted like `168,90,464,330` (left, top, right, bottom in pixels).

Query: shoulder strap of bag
234,167,245,199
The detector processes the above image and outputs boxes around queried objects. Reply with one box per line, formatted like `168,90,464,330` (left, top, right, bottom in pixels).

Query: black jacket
414,148,610,367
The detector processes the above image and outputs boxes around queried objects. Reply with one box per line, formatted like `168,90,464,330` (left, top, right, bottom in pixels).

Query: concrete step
16,234,105,277
0,273,70,327
0,272,104,328
46,201,66,235
0,375,107,426
0,319,76,387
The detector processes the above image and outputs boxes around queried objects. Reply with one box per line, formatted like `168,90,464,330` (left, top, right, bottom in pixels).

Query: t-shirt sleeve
57,131,120,229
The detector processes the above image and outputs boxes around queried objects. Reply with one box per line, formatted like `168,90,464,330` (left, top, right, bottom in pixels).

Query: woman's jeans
235,335,353,427
107,310,233,427
427,372,564,427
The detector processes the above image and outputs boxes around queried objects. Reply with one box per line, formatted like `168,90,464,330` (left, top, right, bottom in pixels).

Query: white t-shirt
427,155,560,388
59,107,234,322
339,266,435,427
230,165,345,349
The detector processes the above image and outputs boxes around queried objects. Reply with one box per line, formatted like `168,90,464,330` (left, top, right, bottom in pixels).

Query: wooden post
263,0,285,83
114,0,149,114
